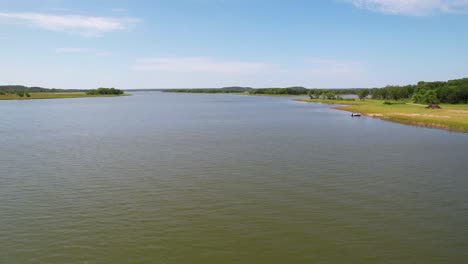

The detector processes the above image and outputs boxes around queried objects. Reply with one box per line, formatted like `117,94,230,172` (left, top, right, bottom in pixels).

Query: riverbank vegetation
299,78,468,132
296,98,468,132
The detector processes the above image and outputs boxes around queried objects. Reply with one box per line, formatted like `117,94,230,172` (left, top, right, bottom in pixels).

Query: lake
1,92,467,263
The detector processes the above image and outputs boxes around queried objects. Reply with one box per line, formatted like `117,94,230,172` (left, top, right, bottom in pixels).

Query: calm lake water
1,92,467,263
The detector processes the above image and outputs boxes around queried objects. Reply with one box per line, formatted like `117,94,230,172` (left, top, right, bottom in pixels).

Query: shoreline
2,91,466,133
295,98,468,133
161,91,304,97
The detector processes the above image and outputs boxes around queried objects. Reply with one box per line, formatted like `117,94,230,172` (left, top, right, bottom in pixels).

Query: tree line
368,78,468,104
307,89,366,100
0,85,85,94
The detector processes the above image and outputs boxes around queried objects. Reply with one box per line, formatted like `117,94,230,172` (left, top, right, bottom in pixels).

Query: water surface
1,92,467,263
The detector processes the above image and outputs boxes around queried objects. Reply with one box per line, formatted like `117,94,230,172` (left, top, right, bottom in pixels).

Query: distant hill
161,87,251,94
124,89,165,92
126,87,253,93
221,86,252,91
285,86,307,90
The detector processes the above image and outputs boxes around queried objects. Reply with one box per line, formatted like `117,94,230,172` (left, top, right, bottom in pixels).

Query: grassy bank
246,93,306,97
0,92,128,100
296,98,468,133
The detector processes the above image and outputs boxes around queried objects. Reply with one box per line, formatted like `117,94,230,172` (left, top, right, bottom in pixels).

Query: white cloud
349,0,468,15
55,47,111,56
0,12,139,36
134,57,274,74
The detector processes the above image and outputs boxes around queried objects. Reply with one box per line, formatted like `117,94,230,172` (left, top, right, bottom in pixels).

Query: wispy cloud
0,12,139,36
55,47,111,56
348,0,468,15
134,57,275,74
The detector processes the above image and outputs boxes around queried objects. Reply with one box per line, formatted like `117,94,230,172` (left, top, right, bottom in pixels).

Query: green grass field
0,92,127,100
296,98,468,133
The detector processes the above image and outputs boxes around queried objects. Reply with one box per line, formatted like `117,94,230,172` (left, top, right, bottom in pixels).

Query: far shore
295,98,468,133
0,92,129,100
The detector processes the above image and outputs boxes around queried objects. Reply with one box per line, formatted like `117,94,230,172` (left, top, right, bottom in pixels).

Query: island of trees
86,87,125,95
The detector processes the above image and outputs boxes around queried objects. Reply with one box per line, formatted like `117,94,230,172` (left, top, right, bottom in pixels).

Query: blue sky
1,0,468,89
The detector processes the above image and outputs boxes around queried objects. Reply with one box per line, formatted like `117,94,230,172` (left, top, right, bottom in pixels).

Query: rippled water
1,92,467,263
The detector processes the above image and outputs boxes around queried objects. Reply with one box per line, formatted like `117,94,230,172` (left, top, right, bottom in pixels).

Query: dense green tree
357,89,369,100
308,89,314,99
412,92,423,103
423,90,440,104
324,91,336,100
412,90,440,105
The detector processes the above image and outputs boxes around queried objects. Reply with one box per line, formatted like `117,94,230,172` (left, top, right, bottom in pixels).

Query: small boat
351,113,361,117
